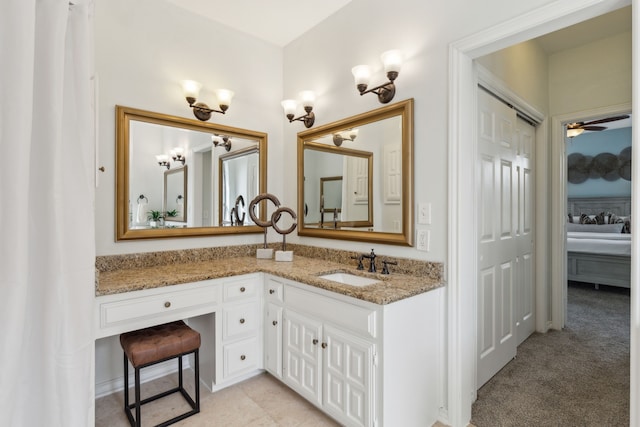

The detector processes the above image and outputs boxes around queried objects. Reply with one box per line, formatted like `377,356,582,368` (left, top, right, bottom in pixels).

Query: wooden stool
120,320,201,427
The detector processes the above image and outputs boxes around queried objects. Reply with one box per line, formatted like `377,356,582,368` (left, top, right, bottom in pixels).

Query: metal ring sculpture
248,193,282,249
271,207,297,252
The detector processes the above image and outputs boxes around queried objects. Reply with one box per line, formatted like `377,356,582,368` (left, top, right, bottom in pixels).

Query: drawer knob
269,289,275,294
240,318,245,324
164,301,171,308
272,320,278,326
240,355,246,361
240,287,246,293
321,342,328,349
312,339,318,345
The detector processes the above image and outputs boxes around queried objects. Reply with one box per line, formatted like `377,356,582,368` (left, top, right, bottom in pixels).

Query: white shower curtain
0,1,96,426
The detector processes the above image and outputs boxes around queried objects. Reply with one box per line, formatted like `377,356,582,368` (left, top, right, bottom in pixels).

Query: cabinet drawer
265,278,284,303
286,286,378,339
223,301,259,340
223,337,260,379
99,285,218,329
223,278,258,302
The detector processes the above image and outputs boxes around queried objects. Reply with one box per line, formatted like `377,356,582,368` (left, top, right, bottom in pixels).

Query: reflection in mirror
219,147,259,226
304,144,373,229
116,106,267,240
297,99,413,246
164,166,187,224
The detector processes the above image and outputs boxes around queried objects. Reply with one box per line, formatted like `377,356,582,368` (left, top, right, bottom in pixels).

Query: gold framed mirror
297,98,414,246
116,105,267,240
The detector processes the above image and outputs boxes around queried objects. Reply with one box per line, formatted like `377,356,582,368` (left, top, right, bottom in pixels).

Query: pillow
579,213,597,224
567,222,624,233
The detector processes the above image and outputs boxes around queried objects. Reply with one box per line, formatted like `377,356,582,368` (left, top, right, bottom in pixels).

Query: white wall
548,31,632,116
476,39,549,113
95,0,283,255
281,0,552,263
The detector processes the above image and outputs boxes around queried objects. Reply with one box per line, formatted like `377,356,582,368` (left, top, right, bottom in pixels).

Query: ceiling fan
566,115,630,138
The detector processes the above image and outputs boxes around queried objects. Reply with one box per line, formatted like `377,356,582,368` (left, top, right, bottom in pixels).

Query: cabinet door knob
240,318,245,324
272,320,278,326
164,301,171,308
269,289,275,294
240,287,246,292
240,355,246,361
312,339,318,345
321,342,328,349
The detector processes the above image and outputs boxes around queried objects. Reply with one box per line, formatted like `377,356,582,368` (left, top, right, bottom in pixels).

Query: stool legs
122,350,200,427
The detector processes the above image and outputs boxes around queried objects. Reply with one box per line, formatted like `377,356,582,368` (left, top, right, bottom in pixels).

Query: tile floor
95,370,453,426
95,371,341,426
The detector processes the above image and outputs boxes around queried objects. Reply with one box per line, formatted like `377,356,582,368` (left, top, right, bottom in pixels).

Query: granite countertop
96,254,442,305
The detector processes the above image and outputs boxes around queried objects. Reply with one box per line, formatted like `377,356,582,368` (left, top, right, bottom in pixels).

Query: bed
567,197,631,288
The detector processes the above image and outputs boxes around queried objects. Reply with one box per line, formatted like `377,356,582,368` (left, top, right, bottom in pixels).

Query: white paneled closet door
476,88,535,388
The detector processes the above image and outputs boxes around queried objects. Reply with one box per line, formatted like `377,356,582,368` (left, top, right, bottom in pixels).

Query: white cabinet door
323,324,374,427
284,309,322,405
265,302,283,378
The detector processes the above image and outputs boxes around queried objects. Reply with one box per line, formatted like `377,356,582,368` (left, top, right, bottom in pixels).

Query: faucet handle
350,254,364,270
381,260,398,275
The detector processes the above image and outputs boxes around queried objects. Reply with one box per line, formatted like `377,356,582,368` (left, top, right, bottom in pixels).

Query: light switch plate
418,203,431,225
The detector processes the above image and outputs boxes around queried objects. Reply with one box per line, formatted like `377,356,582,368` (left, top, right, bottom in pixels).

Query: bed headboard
567,196,631,216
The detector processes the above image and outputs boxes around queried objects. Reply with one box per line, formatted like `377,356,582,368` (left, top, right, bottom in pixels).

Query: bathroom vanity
94,247,443,427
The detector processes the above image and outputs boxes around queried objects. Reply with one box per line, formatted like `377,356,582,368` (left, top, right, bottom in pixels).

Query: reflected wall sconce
212,135,232,152
281,91,316,128
352,49,403,104
170,147,186,165
332,129,359,146
156,154,170,169
182,80,234,121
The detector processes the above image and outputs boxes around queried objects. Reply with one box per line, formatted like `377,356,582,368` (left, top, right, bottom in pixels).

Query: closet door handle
272,320,278,326
240,286,246,293
269,289,275,294
164,301,171,308
239,318,245,324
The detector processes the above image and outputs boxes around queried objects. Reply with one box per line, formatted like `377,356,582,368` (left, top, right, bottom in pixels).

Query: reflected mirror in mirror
164,166,187,224
219,147,259,226
116,105,267,240
297,99,413,246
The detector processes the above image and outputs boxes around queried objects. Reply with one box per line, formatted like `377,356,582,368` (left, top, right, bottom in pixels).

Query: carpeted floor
471,282,630,427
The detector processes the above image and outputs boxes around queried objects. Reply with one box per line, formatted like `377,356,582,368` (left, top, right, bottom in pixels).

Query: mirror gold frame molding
115,105,267,241
297,98,414,246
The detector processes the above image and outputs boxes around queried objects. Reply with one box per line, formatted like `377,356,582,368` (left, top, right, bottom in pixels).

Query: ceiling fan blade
582,115,630,126
580,126,607,131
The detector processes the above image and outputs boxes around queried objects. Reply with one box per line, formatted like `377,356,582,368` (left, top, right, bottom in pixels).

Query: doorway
447,2,637,426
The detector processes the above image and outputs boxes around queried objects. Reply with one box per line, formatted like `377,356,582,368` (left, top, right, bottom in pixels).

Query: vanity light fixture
170,147,186,165
352,49,403,104
332,128,359,146
182,80,234,122
212,134,232,152
281,90,316,128
156,154,170,169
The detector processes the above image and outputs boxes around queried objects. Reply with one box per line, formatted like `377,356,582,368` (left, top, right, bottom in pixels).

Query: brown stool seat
120,320,201,427
120,320,201,367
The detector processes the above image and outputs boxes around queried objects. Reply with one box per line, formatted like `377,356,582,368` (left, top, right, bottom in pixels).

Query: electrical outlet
416,229,429,251
418,203,431,225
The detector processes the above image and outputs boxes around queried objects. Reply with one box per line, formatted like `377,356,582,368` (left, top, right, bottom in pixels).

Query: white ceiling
165,0,354,47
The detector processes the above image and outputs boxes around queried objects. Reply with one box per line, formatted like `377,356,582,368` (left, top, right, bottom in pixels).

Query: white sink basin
318,272,381,287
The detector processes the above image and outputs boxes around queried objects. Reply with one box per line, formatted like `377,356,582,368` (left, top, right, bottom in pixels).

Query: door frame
550,103,632,330
446,1,635,426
